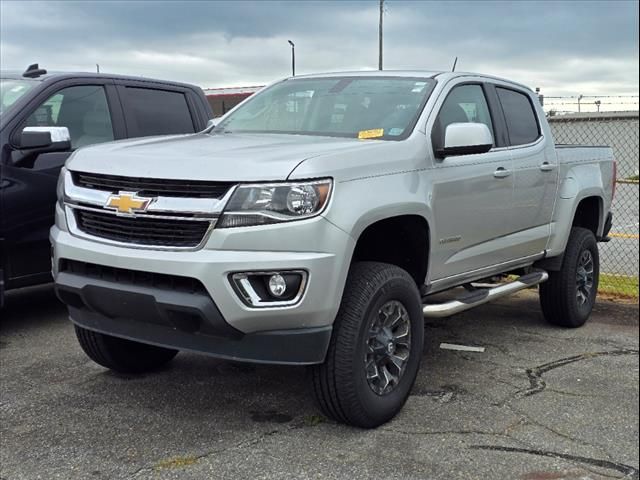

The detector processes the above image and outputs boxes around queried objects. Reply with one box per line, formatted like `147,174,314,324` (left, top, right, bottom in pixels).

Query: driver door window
432,84,494,153
24,85,114,149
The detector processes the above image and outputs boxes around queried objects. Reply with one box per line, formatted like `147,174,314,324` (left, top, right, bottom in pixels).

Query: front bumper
51,211,354,365
55,263,333,365
65,306,332,366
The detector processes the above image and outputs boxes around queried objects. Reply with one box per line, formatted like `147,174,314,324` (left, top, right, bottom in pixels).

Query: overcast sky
1,0,638,99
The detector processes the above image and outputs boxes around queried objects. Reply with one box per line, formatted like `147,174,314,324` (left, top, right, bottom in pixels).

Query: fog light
229,270,307,308
268,274,287,297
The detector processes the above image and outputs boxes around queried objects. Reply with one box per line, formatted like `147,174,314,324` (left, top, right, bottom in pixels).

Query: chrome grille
64,170,231,249
74,209,211,247
73,172,234,198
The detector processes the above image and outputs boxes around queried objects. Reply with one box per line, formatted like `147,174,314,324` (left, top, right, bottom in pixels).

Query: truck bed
555,144,613,165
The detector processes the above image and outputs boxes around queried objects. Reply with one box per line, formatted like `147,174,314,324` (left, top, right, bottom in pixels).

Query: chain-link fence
543,95,639,115
548,111,639,299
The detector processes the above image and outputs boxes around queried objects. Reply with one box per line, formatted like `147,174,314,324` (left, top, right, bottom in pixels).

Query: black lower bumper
55,271,332,365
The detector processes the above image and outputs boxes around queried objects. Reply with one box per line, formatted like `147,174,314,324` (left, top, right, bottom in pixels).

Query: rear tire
540,227,599,328
75,325,178,373
311,262,424,428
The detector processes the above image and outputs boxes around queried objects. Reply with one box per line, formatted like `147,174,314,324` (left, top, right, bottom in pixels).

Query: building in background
548,110,639,178
204,86,263,117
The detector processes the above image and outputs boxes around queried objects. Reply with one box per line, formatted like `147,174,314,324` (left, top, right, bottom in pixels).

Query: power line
545,101,639,106
545,95,639,99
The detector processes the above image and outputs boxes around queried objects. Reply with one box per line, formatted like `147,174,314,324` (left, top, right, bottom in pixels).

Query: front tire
311,262,424,428
75,325,178,373
540,227,599,328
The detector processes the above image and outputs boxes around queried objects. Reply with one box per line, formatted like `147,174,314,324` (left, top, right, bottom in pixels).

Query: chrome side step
422,271,549,318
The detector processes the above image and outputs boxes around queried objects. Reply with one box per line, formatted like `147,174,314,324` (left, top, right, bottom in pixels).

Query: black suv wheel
75,325,178,373
311,262,424,428
540,227,600,328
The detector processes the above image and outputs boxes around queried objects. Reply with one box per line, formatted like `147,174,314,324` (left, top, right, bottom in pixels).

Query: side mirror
440,123,493,157
19,126,71,151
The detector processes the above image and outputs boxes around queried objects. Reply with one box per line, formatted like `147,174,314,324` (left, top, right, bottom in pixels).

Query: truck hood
66,132,376,181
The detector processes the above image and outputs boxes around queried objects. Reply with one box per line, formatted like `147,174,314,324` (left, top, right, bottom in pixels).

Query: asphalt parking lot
1,286,638,480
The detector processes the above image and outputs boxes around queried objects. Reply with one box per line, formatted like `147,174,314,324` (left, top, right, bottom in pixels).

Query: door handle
493,167,511,179
540,162,556,172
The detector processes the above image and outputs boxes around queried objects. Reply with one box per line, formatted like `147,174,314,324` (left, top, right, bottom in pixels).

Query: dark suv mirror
19,126,71,151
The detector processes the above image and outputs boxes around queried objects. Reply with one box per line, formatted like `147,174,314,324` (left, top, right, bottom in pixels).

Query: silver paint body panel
51,71,614,334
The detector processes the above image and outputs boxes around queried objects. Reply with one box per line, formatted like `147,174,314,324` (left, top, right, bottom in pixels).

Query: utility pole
378,0,383,70
577,94,583,113
535,87,544,106
288,40,295,77
96,64,100,73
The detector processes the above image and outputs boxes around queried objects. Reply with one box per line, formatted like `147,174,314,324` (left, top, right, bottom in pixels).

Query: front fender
324,170,433,242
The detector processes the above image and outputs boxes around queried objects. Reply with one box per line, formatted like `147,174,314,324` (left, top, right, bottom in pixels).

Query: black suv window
24,85,114,149
496,87,540,146
125,87,195,136
432,84,494,152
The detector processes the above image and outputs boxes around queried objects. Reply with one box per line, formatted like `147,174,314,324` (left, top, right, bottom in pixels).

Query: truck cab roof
286,70,533,92
0,69,200,90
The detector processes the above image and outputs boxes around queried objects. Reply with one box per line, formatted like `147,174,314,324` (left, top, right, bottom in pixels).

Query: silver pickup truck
51,71,615,428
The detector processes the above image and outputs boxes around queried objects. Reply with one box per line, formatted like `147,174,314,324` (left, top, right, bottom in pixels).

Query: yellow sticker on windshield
358,128,384,139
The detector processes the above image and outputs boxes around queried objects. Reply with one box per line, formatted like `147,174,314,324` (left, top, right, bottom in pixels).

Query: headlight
56,167,67,208
217,179,332,228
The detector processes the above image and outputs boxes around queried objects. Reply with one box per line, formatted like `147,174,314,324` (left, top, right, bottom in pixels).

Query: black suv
0,64,214,306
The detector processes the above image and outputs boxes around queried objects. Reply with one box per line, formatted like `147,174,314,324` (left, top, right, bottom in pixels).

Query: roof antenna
451,57,458,72
22,63,47,78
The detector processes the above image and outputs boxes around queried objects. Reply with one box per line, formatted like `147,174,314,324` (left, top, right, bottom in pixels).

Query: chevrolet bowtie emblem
105,192,152,214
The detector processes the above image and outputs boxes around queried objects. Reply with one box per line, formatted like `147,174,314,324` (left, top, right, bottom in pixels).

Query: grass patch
155,455,199,470
599,273,639,299
626,175,639,181
304,414,326,426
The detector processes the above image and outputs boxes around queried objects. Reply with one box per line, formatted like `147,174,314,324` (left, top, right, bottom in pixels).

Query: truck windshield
214,76,436,140
0,79,37,114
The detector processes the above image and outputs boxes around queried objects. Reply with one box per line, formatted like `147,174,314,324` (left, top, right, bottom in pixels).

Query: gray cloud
1,0,638,96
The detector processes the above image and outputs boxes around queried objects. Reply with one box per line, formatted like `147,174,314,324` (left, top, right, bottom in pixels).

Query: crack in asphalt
386,428,505,437
382,414,531,442
384,414,636,479
496,348,639,472
469,445,639,479
545,387,603,398
127,421,307,479
387,346,639,477
410,383,467,402
505,402,620,463
514,349,639,399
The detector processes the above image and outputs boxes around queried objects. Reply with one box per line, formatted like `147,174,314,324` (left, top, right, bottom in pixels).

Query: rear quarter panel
546,145,614,256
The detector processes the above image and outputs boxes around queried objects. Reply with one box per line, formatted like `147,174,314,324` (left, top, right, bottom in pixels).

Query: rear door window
123,87,195,137
496,87,540,146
